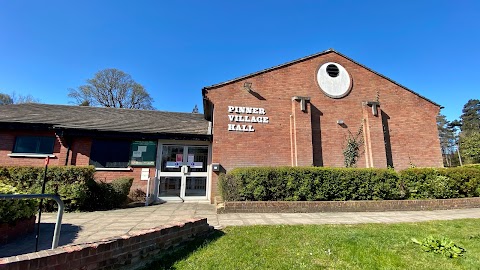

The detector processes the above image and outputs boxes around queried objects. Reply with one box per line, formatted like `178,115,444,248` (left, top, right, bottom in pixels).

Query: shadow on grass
142,229,225,270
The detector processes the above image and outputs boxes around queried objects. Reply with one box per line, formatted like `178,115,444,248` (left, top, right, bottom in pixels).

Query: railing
0,194,64,249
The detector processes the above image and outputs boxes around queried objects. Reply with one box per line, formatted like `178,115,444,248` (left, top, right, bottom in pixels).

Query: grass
144,219,480,270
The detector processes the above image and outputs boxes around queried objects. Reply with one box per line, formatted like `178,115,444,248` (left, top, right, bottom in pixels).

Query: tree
192,104,199,113
0,93,13,105
436,113,459,167
460,132,480,164
0,92,39,105
460,99,480,134
455,99,480,165
68,68,154,110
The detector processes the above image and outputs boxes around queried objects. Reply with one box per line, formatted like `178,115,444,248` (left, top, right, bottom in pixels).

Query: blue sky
0,1,478,121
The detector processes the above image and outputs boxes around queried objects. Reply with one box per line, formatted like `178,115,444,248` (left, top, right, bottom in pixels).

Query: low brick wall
0,218,211,270
218,197,480,213
0,216,35,245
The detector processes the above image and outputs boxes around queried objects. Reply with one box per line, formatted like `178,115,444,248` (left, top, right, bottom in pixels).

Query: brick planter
0,216,36,245
218,197,480,213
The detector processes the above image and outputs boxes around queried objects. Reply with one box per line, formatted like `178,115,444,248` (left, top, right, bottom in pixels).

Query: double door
157,145,209,201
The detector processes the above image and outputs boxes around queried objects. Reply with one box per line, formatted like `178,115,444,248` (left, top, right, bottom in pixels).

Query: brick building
0,49,443,203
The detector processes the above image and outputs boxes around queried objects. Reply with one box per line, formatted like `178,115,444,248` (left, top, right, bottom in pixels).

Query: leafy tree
0,92,39,105
0,93,13,105
437,113,458,166
454,99,480,165
460,132,480,164
460,99,480,134
68,68,154,110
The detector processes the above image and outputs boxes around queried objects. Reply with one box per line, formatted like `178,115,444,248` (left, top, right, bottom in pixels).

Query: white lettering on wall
227,106,269,132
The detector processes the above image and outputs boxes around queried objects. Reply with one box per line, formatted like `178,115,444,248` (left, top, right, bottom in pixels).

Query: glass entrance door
158,144,209,201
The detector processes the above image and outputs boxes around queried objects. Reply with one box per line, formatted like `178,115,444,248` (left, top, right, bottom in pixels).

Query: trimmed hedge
219,167,480,201
400,168,480,199
0,166,95,211
0,183,37,224
221,167,402,201
0,166,133,211
464,164,480,170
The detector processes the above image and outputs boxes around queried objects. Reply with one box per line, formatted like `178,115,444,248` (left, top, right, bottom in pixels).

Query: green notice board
130,141,157,166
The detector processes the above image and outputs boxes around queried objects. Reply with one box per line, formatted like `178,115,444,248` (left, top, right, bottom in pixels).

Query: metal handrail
0,194,64,249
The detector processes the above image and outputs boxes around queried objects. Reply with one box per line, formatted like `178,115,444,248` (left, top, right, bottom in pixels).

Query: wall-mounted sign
227,106,270,132
130,141,157,166
141,168,150,181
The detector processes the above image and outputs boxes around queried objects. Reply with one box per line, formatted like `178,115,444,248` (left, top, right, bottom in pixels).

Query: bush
400,168,480,199
111,177,134,206
464,164,480,170
219,166,480,201
0,183,37,224
221,167,402,201
84,177,133,211
219,173,241,201
128,188,146,203
0,166,95,211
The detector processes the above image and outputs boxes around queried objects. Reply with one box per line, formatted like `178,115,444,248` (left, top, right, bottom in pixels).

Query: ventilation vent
326,64,339,77
317,62,352,98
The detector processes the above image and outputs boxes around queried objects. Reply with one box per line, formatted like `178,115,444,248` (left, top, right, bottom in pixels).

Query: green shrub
83,177,133,211
111,177,134,206
219,173,241,201
220,166,480,201
223,167,401,201
400,168,480,199
464,164,480,170
0,183,37,224
0,166,96,211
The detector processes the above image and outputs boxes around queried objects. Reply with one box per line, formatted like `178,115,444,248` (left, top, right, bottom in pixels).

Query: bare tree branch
68,68,155,110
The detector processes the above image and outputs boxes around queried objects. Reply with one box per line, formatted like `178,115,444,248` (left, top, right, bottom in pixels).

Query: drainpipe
64,138,71,166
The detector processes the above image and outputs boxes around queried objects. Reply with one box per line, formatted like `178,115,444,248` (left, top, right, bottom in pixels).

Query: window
89,139,131,168
13,136,55,154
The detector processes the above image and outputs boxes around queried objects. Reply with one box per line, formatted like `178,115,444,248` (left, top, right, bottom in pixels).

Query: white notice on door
187,154,194,163
132,151,142,158
189,162,203,169
166,161,181,168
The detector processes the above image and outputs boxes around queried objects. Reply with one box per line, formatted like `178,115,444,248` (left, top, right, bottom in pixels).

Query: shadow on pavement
142,229,225,270
0,223,81,258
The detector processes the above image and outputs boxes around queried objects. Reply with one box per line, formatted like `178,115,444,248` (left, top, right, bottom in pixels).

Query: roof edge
202,49,441,108
203,48,334,90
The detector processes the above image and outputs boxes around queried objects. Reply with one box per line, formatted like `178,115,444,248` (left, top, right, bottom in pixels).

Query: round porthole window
316,62,352,98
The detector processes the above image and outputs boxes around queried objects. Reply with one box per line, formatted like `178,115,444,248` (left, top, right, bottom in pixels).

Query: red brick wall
0,216,35,245
219,198,480,213
205,51,443,200
0,218,211,270
0,132,150,192
0,131,66,166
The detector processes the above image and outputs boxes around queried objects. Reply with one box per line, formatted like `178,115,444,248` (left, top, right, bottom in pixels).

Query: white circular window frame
316,62,353,99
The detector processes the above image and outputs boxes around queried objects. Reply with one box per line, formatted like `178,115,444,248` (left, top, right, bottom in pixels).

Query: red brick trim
0,218,211,270
0,216,35,245
218,198,480,213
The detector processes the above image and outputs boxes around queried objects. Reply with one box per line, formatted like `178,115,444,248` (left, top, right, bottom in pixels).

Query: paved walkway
1,202,480,258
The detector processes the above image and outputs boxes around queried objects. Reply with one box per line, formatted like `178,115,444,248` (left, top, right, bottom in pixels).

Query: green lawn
144,219,480,270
